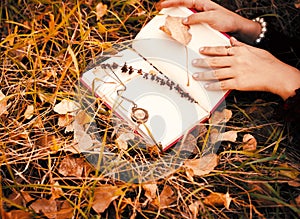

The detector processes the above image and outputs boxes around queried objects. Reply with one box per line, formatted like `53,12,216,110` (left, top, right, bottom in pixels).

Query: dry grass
0,0,299,218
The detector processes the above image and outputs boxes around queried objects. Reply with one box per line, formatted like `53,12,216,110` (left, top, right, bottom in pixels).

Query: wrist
234,17,262,44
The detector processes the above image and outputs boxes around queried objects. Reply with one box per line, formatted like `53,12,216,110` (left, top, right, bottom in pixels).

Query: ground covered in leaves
1,0,300,218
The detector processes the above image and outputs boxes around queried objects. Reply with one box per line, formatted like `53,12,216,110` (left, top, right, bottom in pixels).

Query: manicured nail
192,59,198,65
199,47,204,52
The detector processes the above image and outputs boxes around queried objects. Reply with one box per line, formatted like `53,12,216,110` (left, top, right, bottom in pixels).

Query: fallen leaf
160,15,192,45
53,99,80,115
182,134,198,153
159,185,176,208
51,181,64,200
92,185,122,213
295,1,300,8
142,183,158,201
210,129,238,144
209,109,232,124
242,134,257,151
73,119,93,151
58,114,74,127
96,2,108,20
24,104,34,119
203,192,232,209
183,153,218,177
0,90,8,116
279,163,300,179
75,110,93,125
115,132,135,150
288,180,300,187
55,200,74,219
30,198,57,219
2,210,32,219
58,156,85,177
188,200,202,218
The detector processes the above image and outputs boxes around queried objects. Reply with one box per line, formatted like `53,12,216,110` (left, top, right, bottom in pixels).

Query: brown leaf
209,109,232,124
142,183,158,201
30,198,57,219
295,194,300,206
184,153,218,177
51,182,64,200
58,156,85,177
188,200,202,218
203,192,232,209
288,180,300,187
182,134,198,153
58,114,74,127
159,185,176,208
55,200,74,219
115,132,135,150
53,99,80,115
210,129,238,144
160,15,192,45
0,90,8,116
96,2,108,20
24,104,34,120
242,134,257,151
92,185,122,213
2,210,32,219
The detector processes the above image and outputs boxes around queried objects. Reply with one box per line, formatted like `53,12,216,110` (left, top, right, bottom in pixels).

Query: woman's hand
192,37,300,100
156,0,261,44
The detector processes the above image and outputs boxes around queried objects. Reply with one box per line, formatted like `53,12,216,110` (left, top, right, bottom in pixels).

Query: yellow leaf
279,163,300,179
183,153,218,177
97,22,107,33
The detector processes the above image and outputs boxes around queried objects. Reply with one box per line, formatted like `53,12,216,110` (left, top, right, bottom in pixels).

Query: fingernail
204,83,209,89
183,18,188,24
199,47,204,52
192,59,198,65
192,72,199,79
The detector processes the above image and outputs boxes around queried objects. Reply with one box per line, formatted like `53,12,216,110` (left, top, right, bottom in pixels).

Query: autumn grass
1,0,300,218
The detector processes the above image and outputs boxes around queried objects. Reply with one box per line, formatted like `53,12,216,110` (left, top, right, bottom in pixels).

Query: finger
183,12,214,25
192,68,233,81
156,0,193,10
230,37,245,46
199,45,234,56
204,79,236,90
192,57,232,68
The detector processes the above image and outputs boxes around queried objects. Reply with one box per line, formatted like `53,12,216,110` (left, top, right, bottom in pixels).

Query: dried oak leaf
24,104,34,120
160,15,192,45
203,192,232,209
183,153,218,178
242,134,257,152
92,185,123,213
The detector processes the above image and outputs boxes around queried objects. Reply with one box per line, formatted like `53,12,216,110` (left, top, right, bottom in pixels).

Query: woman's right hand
156,0,261,44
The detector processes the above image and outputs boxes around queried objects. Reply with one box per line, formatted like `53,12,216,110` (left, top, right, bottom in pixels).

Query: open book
81,7,230,151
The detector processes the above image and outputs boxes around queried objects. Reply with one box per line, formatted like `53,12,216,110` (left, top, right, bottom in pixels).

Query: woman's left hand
192,37,300,100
